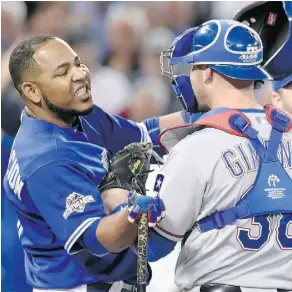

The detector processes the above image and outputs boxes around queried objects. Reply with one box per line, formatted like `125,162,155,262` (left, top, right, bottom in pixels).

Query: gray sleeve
153,136,206,242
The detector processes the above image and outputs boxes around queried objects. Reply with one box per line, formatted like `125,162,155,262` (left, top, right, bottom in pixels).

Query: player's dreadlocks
9,34,57,92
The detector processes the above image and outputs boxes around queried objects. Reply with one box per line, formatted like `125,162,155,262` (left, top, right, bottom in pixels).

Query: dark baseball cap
273,74,292,91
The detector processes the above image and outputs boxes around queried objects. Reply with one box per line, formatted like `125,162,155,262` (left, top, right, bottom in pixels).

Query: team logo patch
265,174,286,200
63,192,95,219
268,174,280,187
153,173,165,193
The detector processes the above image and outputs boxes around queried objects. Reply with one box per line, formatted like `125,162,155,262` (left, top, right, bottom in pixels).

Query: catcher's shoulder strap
193,107,251,136
182,105,292,247
193,105,292,136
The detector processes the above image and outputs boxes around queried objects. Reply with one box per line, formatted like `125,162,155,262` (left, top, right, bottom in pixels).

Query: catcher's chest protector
160,106,292,243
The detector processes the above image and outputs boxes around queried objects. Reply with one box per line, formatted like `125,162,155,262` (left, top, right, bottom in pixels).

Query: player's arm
26,161,138,255
146,136,206,261
87,105,202,152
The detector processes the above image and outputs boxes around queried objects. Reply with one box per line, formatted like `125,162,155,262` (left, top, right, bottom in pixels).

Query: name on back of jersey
6,149,24,199
222,139,291,178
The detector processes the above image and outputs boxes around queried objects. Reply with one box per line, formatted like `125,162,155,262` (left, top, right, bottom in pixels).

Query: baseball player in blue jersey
234,1,292,115
255,76,292,115
143,16,292,292
3,35,199,292
272,75,292,113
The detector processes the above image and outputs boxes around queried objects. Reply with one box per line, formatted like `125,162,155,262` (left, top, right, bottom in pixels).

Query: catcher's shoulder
172,127,241,159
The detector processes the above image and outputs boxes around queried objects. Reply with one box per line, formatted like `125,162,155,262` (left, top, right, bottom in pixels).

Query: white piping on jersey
65,217,100,254
154,224,184,242
109,281,124,292
17,220,23,238
137,122,152,143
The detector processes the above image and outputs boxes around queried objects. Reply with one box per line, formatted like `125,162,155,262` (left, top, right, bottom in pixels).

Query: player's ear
203,67,213,84
271,91,282,109
21,82,42,103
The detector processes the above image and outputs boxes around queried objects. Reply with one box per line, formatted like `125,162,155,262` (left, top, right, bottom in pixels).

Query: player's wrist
80,219,109,256
101,188,129,214
110,203,128,214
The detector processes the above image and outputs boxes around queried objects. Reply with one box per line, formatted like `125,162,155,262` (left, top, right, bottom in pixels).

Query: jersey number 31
237,214,292,250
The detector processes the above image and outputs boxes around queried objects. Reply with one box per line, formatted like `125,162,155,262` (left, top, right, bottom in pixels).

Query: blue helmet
273,74,292,92
234,1,292,80
161,19,270,113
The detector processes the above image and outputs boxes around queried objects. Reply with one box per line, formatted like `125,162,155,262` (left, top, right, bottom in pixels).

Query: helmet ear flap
172,75,198,113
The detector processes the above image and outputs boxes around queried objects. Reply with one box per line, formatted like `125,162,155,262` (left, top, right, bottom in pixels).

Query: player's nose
72,66,87,82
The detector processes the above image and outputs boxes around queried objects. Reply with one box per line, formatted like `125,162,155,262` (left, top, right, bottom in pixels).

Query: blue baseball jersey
3,105,157,289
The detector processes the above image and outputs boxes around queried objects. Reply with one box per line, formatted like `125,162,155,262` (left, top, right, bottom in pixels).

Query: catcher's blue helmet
161,19,270,112
234,1,292,80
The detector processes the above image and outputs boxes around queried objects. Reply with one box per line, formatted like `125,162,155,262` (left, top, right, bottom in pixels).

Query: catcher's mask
234,1,292,80
160,19,270,113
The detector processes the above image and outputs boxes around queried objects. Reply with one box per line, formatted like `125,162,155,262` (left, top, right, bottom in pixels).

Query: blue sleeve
86,106,151,155
26,160,108,255
142,117,160,146
146,229,176,262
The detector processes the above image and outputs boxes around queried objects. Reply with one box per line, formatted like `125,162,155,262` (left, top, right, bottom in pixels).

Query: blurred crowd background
1,1,254,291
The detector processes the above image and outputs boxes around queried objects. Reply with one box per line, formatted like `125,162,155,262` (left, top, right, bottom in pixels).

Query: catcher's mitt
99,142,153,195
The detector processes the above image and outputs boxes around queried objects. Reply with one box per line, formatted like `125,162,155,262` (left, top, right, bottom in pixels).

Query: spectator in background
26,1,69,39
272,75,292,113
127,27,175,121
160,1,196,35
1,1,27,137
90,65,133,116
210,1,255,19
1,1,27,47
102,3,148,80
66,28,99,73
67,2,109,62
90,4,149,116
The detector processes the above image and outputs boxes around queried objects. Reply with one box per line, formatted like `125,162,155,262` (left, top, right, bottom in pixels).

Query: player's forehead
33,38,78,73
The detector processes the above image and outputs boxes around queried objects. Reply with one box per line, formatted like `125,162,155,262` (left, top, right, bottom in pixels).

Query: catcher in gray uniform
143,13,292,292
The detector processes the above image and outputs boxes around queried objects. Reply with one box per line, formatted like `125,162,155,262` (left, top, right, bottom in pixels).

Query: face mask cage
160,48,174,81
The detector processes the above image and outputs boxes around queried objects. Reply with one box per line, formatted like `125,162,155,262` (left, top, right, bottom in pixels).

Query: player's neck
209,88,263,111
25,107,76,128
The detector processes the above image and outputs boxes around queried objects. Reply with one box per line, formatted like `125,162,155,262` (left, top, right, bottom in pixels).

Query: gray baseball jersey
153,110,292,291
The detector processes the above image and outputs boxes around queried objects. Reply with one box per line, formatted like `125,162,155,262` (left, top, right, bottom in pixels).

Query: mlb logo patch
153,173,165,193
266,12,277,26
63,192,95,219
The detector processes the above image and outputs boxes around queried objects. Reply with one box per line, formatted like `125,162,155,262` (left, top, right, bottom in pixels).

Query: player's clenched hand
127,191,166,227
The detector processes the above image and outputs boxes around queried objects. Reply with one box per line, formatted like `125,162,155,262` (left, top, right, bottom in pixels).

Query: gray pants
198,285,291,292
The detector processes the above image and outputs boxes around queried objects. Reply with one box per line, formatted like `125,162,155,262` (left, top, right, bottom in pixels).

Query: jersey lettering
7,150,24,199
222,140,292,177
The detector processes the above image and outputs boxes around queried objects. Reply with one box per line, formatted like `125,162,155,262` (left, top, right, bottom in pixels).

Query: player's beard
43,95,94,124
